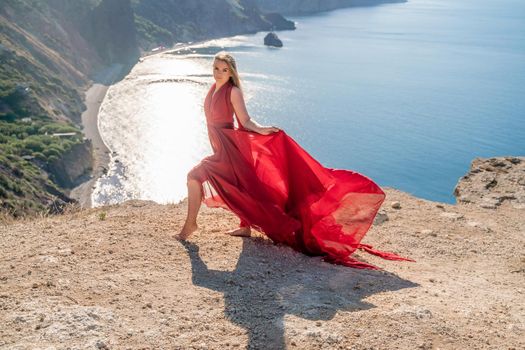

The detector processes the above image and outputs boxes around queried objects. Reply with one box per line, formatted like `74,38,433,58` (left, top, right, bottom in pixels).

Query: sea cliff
0,157,523,348
254,0,407,15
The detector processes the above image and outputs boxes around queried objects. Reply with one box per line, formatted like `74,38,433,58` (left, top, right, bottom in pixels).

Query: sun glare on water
93,55,213,206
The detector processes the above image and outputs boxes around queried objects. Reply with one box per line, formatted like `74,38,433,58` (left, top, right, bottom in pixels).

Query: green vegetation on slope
0,25,85,122
133,14,174,49
0,114,83,217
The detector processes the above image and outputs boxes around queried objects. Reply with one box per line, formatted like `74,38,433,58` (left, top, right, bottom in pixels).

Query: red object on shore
188,80,414,269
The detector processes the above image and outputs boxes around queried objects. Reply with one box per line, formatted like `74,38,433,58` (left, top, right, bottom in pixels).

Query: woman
175,51,413,269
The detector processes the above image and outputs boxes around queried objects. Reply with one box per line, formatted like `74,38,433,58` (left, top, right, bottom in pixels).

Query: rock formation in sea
264,32,283,47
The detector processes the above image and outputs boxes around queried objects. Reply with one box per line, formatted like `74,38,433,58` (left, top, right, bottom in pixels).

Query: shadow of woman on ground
180,238,417,349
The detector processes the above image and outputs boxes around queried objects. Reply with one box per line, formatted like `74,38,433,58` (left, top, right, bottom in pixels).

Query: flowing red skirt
188,125,414,269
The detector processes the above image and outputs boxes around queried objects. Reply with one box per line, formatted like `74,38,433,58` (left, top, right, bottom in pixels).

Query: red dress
188,80,413,269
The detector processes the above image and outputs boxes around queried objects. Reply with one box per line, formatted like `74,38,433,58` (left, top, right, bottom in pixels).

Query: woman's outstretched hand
258,126,281,135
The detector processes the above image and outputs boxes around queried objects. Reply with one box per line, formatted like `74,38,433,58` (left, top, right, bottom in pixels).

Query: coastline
69,61,128,208
69,81,113,208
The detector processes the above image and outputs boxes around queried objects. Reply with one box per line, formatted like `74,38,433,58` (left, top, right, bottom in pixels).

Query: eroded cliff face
46,140,93,189
254,0,406,15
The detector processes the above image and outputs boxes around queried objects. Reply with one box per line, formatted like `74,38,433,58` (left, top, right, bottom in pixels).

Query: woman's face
213,59,231,84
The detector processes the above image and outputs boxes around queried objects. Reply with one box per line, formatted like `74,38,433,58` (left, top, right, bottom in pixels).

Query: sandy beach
69,81,112,208
73,80,113,206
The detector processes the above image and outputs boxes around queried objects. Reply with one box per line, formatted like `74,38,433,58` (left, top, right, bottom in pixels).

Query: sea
93,0,525,206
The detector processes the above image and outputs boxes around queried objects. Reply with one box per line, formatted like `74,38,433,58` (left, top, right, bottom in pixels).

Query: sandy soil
1,186,523,349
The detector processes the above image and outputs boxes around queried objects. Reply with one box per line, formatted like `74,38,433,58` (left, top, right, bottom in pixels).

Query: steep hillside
255,0,406,15
131,0,296,50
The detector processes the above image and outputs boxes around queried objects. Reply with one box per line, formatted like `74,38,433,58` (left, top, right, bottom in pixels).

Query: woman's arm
230,86,280,135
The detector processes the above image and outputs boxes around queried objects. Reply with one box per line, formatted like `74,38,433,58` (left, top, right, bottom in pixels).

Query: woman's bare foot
226,226,251,237
174,222,198,240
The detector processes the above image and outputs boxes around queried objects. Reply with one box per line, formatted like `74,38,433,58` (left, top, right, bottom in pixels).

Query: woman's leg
175,178,202,240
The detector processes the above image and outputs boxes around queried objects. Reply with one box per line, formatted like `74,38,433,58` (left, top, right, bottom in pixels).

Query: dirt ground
1,185,523,349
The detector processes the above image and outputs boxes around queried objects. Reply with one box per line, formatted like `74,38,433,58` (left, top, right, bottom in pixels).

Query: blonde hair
214,51,241,89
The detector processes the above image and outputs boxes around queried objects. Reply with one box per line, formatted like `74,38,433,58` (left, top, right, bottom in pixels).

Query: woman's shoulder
230,84,242,98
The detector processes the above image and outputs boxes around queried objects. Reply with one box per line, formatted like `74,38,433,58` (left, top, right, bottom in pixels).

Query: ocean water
93,0,525,206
